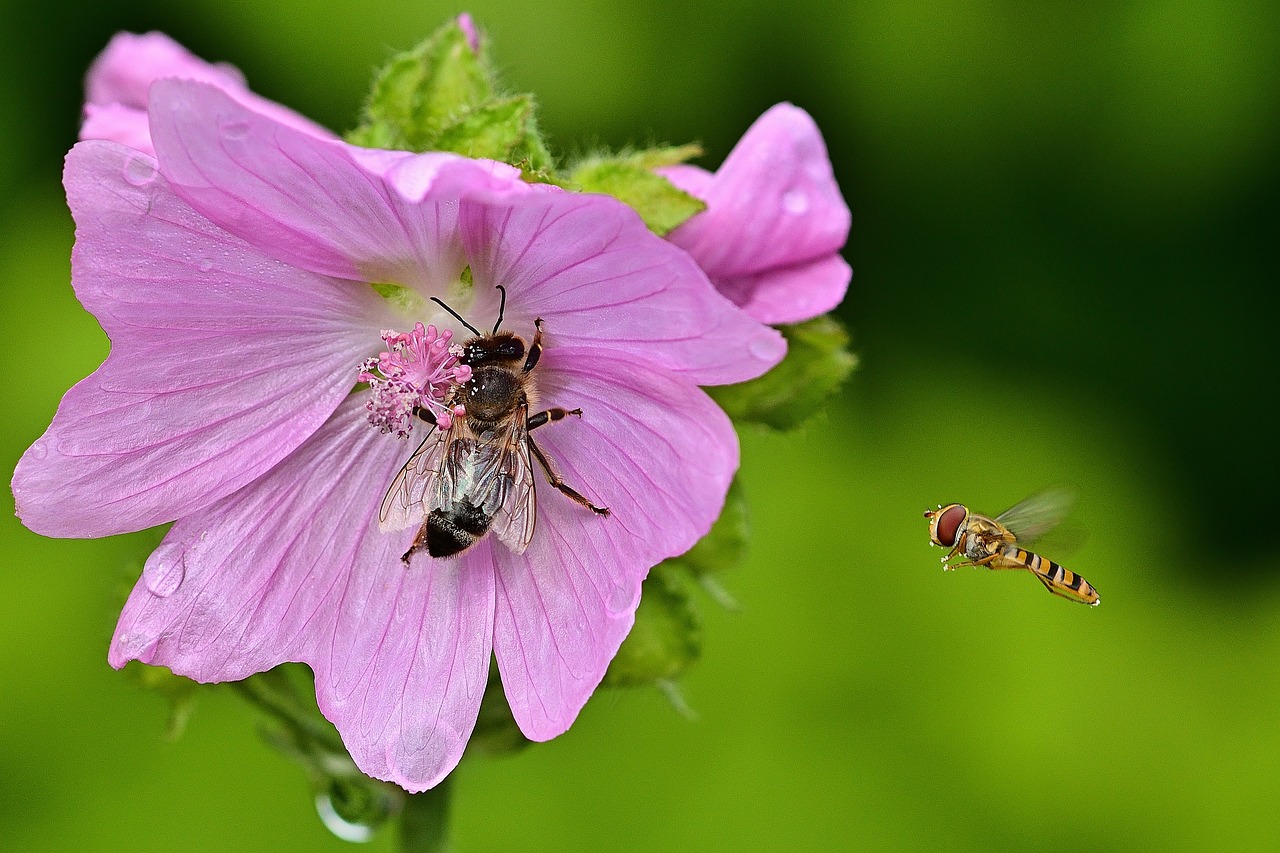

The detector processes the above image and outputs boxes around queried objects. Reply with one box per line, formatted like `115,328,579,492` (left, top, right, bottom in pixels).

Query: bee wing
994,489,1075,546
378,425,452,533
471,405,537,555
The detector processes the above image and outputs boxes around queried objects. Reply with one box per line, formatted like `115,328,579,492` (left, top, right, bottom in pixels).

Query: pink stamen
358,323,471,437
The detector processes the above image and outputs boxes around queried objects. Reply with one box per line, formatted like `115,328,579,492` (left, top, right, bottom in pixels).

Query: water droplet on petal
220,118,251,140
748,337,779,361
123,155,157,187
29,439,48,460
115,630,161,661
197,258,215,273
607,581,636,615
142,543,186,598
782,188,809,215
315,792,376,843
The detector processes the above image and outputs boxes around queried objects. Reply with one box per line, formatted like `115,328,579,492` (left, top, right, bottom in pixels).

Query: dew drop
782,188,809,215
141,543,186,598
220,118,251,140
115,631,161,661
607,581,636,615
29,439,48,460
197,258,215,273
315,792,376,844
123,156,157,187
748,337,780,361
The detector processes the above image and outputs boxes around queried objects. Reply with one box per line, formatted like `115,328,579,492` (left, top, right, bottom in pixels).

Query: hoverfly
379,286,609,562
923,491,1099,606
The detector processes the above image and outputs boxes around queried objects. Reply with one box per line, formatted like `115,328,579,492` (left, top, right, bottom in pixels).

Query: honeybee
923,491,1099,606
379,287,609,561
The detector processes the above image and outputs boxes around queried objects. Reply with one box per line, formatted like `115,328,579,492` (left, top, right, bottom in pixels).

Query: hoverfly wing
994,489,1074,547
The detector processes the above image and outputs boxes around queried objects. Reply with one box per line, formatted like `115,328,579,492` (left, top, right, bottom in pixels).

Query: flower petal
457,191,786,386
662,103,850,322
87,32,247,108
109,397,493,792
12,140,390,538
492,346,737,738
81,103,156,155
83,31,333,153
148,79,525,286
714,253,852,326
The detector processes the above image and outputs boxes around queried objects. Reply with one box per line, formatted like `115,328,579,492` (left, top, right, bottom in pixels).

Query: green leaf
569,150,706,235
603,564,701,687
708,314,858,430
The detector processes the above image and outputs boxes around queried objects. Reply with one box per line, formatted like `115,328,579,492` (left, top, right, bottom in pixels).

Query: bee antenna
430,296,481,337
492,284,507,334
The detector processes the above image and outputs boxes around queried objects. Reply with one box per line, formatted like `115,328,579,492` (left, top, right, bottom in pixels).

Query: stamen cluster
358,323,471,436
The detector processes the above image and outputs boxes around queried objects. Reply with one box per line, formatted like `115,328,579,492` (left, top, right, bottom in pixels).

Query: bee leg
401,526,429,566
528,435,610,516
522,318,544,373
527,406,582,431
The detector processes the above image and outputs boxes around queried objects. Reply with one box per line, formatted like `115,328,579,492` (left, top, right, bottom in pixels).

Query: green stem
229,668,346,755
399,778,452,853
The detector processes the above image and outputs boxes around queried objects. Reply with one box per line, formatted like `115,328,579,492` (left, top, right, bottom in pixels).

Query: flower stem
399,778,451,853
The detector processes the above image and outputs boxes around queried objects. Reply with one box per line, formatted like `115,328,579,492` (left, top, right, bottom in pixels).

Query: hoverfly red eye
933,504,967,547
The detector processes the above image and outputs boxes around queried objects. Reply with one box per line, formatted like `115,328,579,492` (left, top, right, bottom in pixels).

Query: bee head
462,332,525,367
924,503,968,548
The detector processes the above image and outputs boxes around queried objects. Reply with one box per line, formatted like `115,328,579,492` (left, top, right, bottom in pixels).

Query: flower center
358,323,471,437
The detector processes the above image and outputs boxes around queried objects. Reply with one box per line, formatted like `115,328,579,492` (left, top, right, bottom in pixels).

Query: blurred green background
3,0,1279,850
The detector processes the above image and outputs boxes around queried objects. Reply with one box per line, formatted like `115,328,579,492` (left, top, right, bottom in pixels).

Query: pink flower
661,103,851,325
81,31,334,155
12,78,784,791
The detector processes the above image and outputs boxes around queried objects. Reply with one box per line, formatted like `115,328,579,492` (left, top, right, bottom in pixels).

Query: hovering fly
379,286,609,562
923,491,1099,606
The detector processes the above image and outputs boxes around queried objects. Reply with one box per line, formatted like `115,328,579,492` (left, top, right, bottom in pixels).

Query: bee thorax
464,365,523,421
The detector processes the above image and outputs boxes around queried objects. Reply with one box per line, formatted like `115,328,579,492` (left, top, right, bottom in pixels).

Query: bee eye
933,504,967,547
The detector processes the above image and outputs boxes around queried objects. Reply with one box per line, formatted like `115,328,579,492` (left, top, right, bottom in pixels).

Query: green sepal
708,314,858,430
665,476,748,610
121,661,199,741
429,94,553,170
667,476,747,578
568,147,706,235
347,19,492,150
603,564,701,687
346,18,553,172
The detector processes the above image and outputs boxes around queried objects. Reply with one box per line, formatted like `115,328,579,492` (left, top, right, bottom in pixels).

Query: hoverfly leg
412,406,437,425
522,318,544,373
527,406,582,431
947,554,1000,570
528,436,610,516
